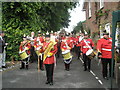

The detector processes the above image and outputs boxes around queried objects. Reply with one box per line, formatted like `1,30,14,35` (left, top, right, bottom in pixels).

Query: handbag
84,39,96,59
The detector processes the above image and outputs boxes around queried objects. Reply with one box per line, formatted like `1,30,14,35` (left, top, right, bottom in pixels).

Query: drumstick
38,55,40,72
98,58,101,66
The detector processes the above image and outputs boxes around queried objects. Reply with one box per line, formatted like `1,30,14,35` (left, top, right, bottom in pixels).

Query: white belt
62,50,70,54
83,46,89,48
102,48,111,51
36,46,42,50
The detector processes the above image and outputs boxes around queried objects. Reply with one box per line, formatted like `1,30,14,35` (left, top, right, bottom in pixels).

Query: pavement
0,61,20,72
1,52,120,89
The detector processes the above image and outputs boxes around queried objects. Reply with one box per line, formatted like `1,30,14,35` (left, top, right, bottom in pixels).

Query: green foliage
72,21,85,34
2,2,77,61
95,9,110,20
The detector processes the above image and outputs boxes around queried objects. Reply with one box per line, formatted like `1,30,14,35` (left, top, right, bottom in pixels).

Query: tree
2,2,77,61
72,21,85,34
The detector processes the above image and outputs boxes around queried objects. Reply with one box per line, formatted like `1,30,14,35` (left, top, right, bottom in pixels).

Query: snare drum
62,50,72,60
86,49,96,59
20,51,29,60
63,52,72,60
62,49,70,54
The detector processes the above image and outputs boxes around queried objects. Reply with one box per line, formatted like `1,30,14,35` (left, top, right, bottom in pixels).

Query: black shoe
88,69,90,72
40,68,44,71
2,66,7,68
45,81,50,84
66,69,69,71
26,65,29,70
20,67,24,69
84,69,87,71
103,77,109,80
26,67,28,70
49,82,53,85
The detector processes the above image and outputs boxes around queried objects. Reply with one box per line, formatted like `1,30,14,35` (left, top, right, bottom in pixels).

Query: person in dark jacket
0,31,8,68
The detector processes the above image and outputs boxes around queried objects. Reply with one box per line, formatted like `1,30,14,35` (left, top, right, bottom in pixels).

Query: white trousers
0,49,6,68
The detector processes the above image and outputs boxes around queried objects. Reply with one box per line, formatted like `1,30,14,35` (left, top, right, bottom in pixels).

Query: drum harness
83,39,92,50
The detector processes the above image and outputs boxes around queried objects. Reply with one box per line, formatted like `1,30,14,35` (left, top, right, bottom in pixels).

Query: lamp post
111,10,120,90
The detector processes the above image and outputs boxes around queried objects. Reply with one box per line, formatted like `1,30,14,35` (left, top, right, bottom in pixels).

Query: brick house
82,1,120,87
82,1,120,40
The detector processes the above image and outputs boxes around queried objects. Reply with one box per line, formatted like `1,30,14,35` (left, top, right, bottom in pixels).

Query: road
2,52,119,89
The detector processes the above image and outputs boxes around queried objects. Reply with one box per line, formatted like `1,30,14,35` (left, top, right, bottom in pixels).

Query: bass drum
20,51,29,60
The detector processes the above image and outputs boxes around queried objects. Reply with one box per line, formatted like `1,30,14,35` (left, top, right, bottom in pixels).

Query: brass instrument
43,41,56,62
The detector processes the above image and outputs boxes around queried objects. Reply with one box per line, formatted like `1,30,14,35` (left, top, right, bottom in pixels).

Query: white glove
47,55,51,57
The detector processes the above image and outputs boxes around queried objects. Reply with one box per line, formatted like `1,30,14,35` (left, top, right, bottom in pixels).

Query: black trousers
20,57,29,69
64,63,70,70
45,64,54,83
38,54,44,70
78,47,81,59
30,46,37,63
101,58,115,77
56,45,61,58
83,54,91,70
75,46,81,59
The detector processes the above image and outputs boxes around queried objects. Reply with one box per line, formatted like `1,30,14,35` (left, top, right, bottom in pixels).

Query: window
100,0,104,9
88,1,92,18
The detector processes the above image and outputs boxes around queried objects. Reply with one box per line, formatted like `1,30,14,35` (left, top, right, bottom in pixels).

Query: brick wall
84,2,119,35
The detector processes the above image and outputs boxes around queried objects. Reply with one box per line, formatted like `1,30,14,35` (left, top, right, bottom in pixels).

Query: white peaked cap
46,31,49,35
51,31,53,33
23,34,26,37
84,30,88,34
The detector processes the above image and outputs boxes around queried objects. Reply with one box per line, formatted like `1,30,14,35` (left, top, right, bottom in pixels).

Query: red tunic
43,41,57,64
60,39,72,52
73,37,78,46
68,37,74,48
76,36,84,47
34,37,44,51
80,39,94,54
97,38,112,59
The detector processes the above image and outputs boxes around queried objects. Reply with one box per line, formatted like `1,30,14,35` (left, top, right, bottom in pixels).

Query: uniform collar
103,37,108,40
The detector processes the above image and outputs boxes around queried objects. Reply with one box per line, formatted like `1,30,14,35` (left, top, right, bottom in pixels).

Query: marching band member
61,34,73,71
29,31,36,63
19,36,31,69
97,32,114,80
54,32,61,58
80,34,94,71
68,34,75,52
51,32,59,64
34,31,44,70
76,33,84,59
0,31,8,68
42,32,57,85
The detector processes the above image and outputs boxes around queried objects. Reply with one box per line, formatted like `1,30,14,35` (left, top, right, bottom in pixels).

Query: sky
64,0,86,33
